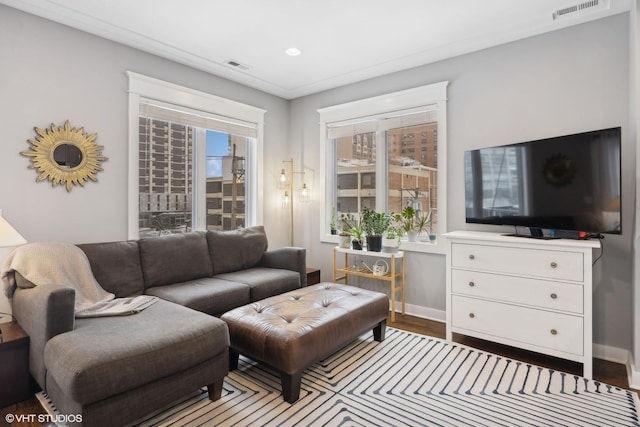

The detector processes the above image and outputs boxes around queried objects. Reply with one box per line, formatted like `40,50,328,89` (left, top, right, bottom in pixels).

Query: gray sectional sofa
10,226,306,426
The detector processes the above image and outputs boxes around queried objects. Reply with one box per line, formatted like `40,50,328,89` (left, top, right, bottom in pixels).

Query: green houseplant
413,208,435,241
329,207,337,235
340,213,364,250
361,207,391,252
397,206,433,243
415,209,432,236
408,208,436,242
350,226,364,250
400,206,418,242
383,212,405,252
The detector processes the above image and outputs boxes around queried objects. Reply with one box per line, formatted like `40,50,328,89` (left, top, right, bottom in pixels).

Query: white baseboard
392,300,445,323
626,354,640,390
396,301,639,389
593,343,629,365
592,343,640,390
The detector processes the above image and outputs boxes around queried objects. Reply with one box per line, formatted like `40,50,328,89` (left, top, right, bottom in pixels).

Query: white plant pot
339,234,351,249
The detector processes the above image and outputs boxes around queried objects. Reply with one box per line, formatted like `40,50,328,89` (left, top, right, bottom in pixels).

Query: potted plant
415,209,432,237
349,224,365,250
412,208,436,242
338,230,351,248
400,206,418,242
383,212,403,253
329,207,337,235
361,207,391,252
340,213,364,250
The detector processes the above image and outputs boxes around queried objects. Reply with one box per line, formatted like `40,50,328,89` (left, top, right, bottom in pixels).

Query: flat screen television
464,127,621,237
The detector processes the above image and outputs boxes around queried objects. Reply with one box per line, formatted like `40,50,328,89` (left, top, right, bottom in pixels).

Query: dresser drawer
451,295,583,356
451,270,583,314
451,243,584,281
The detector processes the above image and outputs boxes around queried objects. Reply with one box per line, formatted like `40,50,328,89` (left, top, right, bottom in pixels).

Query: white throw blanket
1,242,157,317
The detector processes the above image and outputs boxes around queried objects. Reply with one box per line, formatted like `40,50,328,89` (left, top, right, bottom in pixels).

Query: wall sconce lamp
279,158,310,246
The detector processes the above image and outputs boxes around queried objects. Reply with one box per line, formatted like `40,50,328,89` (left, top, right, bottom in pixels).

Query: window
127,72,265,239
319,82,448,253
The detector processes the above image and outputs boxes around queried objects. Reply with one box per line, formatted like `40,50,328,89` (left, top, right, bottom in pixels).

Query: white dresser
444,230,599,378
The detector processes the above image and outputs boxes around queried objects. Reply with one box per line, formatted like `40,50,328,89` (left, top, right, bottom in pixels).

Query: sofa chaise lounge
9,226,306,426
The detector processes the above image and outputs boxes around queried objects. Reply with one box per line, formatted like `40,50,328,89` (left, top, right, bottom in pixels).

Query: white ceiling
1,0,631,99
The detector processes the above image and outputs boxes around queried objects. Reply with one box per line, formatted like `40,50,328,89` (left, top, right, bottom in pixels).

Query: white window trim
127,71,265,239
318,81,449,254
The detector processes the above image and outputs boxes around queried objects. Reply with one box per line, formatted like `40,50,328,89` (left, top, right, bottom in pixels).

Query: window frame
318,82,449,254
127,72,265,239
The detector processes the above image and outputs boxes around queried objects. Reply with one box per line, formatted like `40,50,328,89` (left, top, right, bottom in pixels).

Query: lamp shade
299,183,311,203
277,169,289,190
0,212,26,248
281,191,290,208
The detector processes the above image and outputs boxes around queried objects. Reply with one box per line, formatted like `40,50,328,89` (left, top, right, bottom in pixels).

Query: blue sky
206,130,229,178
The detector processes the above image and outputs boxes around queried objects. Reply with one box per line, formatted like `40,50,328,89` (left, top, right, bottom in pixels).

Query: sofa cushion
207,226,268,275
215,267,300,302
139,232,213,289
78,241,144,297
145,277,250,316
43,299,229,405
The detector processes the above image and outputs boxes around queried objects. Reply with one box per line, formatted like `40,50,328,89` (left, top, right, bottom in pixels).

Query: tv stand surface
444,230,599,379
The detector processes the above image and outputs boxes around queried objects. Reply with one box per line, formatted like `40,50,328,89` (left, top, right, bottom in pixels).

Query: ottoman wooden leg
229,348,240,371
281,371,303,403
373,319,386,342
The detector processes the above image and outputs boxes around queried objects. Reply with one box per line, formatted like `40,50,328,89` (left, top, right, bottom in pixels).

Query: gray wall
292,13,633,351
0,4,290,246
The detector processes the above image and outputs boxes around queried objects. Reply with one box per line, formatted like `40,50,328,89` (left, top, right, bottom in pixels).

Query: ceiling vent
552,0,609,20
226,59,250,71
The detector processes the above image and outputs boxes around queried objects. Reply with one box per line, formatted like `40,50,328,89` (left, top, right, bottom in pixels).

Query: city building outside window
138,113,253,237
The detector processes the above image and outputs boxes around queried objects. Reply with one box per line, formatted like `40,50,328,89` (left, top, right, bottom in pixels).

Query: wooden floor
1,314,636,425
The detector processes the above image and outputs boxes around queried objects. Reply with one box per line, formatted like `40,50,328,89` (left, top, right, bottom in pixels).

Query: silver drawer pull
550,329,558,335
550,261,558,268
468,281,475,287
469,313,475,319
469,254,475,260
550,293,558,299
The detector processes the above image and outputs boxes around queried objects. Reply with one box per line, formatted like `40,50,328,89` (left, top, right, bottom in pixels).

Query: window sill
321,234,446,255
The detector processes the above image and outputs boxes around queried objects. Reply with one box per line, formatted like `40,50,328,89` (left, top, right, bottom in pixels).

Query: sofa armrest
12,282,75,389
260,247,307,287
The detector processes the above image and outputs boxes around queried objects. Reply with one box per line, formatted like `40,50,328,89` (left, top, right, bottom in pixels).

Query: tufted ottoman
220,282,389,402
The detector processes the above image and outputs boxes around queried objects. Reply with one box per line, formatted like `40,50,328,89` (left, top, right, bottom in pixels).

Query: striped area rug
40,328,640,426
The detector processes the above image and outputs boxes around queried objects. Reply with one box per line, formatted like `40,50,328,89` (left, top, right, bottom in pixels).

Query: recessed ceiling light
285,47,302,57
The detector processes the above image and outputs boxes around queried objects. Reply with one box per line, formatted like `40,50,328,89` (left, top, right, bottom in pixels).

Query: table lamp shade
0,213,26,248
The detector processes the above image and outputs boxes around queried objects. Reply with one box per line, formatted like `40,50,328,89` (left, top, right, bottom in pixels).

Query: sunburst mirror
22,120,108,192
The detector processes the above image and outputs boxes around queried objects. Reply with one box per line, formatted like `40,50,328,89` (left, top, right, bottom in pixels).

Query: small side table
332,247,405,322
306,268,321,286
0,322,30,408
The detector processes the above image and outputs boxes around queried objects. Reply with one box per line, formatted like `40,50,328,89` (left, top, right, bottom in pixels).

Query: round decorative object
543,153,576,187
22,120,108,192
